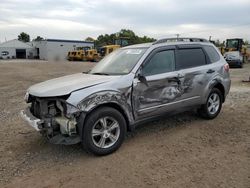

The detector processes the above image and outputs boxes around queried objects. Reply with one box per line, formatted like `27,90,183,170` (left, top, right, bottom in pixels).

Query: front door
132,48,184,120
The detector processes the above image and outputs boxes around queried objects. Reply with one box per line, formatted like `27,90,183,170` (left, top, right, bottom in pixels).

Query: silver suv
21,38,231,155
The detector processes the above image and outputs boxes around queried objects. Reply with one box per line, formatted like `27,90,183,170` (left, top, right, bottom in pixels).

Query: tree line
17,30,249,46
17,29,156,46
89,29,156,47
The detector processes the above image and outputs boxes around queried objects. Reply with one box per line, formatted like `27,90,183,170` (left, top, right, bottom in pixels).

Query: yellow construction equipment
98,45,120,57
224,38,249,63
67,47,91,61
67,50,77,61
67,45,120,62
85,49,100,62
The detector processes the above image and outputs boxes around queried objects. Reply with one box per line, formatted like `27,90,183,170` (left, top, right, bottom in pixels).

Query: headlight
56,100,79,118
66,103,79,116
24,92,29,102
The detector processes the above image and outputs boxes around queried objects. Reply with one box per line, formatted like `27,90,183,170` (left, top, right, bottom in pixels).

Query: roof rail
153,38,209,45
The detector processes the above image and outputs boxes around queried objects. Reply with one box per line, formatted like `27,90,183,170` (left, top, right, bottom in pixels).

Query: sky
0,0,250,43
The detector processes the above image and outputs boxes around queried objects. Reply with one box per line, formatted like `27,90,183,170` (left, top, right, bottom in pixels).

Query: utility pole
176,34,180,39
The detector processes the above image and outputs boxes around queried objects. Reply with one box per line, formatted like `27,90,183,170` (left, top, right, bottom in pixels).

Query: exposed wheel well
85,103,131,131
213,83,225,102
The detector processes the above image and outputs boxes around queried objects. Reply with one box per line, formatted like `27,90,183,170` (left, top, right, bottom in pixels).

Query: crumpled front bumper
20,107,43,131
20,107,81,145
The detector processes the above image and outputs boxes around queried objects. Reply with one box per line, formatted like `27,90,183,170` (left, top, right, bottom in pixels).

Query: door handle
168,77,182,84
207,69,215,74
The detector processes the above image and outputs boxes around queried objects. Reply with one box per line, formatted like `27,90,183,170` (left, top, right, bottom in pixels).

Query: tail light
224,63,229,72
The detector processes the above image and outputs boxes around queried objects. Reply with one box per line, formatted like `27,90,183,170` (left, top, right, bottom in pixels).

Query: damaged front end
21,93,81,145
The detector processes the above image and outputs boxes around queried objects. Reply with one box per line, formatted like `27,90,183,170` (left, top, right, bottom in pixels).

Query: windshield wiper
91,72,110,75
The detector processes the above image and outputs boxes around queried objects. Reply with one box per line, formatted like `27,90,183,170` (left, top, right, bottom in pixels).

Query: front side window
142,50,175,76
176,48,206,70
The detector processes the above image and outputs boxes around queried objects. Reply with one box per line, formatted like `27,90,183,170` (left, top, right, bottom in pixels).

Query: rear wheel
82,107,126,155
198,88,223,119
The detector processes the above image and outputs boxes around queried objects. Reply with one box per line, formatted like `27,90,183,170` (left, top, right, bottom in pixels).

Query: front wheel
82,107,127,155
198,88,223,119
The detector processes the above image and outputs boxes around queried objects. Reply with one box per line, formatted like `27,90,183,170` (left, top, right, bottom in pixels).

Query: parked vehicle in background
67,46,91,61
85,49,100,62
98,45,120,57
68,45,120,62
21,38,231,155
223,38,249,66
224,51,244,68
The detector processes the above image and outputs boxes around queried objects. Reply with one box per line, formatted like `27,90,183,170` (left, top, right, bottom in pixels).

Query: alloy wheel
207,93,220,115
91,117,120,149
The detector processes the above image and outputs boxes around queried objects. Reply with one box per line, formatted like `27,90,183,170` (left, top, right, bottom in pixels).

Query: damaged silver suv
21,38,231,155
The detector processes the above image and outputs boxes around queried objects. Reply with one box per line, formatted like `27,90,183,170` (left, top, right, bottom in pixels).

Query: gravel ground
0,60,249,188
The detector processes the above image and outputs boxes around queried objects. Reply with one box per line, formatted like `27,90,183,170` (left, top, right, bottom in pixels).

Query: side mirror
138,74,148,87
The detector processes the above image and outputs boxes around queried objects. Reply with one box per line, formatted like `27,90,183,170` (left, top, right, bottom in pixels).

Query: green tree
85,37,95,42
95,29,156,47
96,34,116,46
18,32,30,42
214,39,224,47
33,36,44,41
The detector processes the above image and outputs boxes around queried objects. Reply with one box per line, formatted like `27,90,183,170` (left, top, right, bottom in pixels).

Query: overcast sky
0,0,250,42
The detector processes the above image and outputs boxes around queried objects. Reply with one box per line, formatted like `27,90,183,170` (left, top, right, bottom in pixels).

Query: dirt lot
0,60,249,188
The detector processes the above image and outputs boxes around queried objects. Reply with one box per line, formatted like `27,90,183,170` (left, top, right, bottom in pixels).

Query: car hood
28,73,118,97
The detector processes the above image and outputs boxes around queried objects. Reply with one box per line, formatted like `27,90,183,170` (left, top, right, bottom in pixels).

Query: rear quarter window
203,45,220,63
176,48,206,70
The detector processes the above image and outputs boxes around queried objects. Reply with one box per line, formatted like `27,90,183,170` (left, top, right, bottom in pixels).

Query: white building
0,39,35,59
30,39,94,61
0,39,94,61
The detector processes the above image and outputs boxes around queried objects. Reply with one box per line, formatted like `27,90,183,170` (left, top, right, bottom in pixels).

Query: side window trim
202,45,220,63
201,47,210,64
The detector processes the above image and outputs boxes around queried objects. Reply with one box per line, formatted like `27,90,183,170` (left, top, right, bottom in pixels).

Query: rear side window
203,45,220,63
176,48,206,70
142,50,175,76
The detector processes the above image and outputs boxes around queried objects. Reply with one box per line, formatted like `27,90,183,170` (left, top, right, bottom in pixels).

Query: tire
239,61,243,68
198,88,223,119
82,107,127,155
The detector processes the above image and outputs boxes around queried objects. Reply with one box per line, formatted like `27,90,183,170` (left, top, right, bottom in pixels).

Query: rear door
175,45,212,105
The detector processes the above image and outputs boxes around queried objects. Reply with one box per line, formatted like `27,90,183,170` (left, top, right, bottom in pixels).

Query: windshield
90,48,147,75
